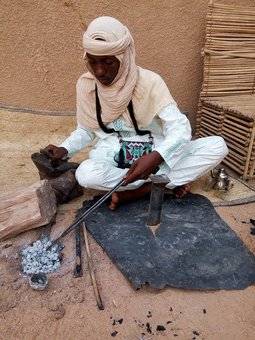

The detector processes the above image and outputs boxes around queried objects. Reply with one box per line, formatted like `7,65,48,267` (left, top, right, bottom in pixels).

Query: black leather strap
95,85,151,137
95,85,115,134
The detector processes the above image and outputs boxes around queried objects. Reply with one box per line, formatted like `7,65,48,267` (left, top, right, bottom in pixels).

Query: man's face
86,53,120,86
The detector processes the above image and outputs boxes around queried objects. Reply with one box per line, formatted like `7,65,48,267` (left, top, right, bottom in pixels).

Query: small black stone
147,311,152,318
169,307,173,312
112,320,116,326
192,337,196,340
146,322,152,334
193,331,200,336
167,321,172,324
241,221,247,224
111,331,118,337
3,243,12,248
118,318,123,324
203,309,207,314
174,334,178,337
250,218,255,226
250,227,255,235
156,325,166,331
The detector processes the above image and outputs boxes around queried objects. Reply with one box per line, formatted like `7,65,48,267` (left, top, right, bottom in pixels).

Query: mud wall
1,0,254,127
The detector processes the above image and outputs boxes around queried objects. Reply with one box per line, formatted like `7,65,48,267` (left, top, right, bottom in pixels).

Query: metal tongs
49,179,125,247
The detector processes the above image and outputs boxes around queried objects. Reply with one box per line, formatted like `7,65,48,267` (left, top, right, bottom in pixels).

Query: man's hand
40,144,68,160
124,151,163,185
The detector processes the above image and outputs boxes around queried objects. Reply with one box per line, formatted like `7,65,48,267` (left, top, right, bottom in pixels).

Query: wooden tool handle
82,222,104,310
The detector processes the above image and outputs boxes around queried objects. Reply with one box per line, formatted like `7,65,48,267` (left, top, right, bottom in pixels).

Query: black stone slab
78,193,255,290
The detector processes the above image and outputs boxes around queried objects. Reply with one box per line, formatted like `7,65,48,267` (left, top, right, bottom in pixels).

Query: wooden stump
0,180,57,240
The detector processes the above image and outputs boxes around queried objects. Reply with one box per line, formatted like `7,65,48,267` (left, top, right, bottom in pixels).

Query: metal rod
50,179,125,246
73,225,83,278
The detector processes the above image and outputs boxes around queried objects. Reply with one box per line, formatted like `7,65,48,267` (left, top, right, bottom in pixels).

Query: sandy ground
0,110,255,340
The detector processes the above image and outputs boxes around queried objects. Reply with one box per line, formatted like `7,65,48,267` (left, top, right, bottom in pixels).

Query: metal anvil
147,174,170,227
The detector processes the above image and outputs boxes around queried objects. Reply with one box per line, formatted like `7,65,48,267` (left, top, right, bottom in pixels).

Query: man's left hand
124,151,163,185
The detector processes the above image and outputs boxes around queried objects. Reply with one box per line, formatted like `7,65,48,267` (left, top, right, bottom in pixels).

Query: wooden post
244,124,255,179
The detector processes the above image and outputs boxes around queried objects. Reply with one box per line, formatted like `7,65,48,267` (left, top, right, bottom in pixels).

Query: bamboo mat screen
196,1,255,179
196,95,255,179
201,1,255,98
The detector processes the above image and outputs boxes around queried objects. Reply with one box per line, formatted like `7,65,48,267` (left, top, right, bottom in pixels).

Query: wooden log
221,131,249,146
200,111,222,121
224,119,252,133
201,106,223,116
225,114,253,125
226,153,244,166
222,159,243,176
223,157,244,172
227,148,247,162
200,121,219,133
200,112,223,123
225,141,248,157
199,126,217,135
222,124,250,138
200,115,221,128
198,131,208,138
222,127,250,142
219,134,248,150
245,124,255,177
0,180,57,240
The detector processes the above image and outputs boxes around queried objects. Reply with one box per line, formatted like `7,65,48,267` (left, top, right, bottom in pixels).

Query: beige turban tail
77,16,176,130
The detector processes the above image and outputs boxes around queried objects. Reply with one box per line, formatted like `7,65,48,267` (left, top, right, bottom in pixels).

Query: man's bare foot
109,182,191,210
173,184,191,198
109,183,151,210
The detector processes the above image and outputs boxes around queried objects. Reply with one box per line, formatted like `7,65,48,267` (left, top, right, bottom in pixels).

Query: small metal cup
212,168,233,191
29,273,48,290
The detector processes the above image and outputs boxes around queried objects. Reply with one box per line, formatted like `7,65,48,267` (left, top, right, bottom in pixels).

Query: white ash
21,237,61,275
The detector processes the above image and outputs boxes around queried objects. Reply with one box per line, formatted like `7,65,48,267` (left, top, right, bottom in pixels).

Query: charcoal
21,237,61,275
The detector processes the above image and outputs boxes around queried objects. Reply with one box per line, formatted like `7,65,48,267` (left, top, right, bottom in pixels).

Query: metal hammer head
147,174,170,228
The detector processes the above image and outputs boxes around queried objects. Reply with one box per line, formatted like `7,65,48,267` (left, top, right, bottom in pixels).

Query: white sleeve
59,125,95,157
154,104,192,168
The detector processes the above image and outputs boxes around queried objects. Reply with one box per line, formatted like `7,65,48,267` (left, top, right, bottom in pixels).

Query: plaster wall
1,0,254,127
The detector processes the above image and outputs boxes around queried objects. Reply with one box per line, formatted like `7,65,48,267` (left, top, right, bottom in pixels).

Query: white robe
60,103,228,190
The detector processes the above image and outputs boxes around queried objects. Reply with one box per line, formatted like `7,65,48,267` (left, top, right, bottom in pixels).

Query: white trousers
75,136,228,191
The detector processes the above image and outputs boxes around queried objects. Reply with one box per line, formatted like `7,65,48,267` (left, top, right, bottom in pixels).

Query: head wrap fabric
83,16,132,56
77,16,176,130
82,16,137,127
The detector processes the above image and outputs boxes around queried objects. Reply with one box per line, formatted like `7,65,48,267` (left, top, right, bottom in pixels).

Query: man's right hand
40,144,68,160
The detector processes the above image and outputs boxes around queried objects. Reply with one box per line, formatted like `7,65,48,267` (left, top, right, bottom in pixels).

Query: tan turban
77,16,176,130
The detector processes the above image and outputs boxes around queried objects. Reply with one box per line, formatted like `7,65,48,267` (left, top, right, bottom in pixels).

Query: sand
0,110,255,340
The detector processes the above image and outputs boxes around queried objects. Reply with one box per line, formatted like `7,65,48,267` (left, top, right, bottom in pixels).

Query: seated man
42,16,228,209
